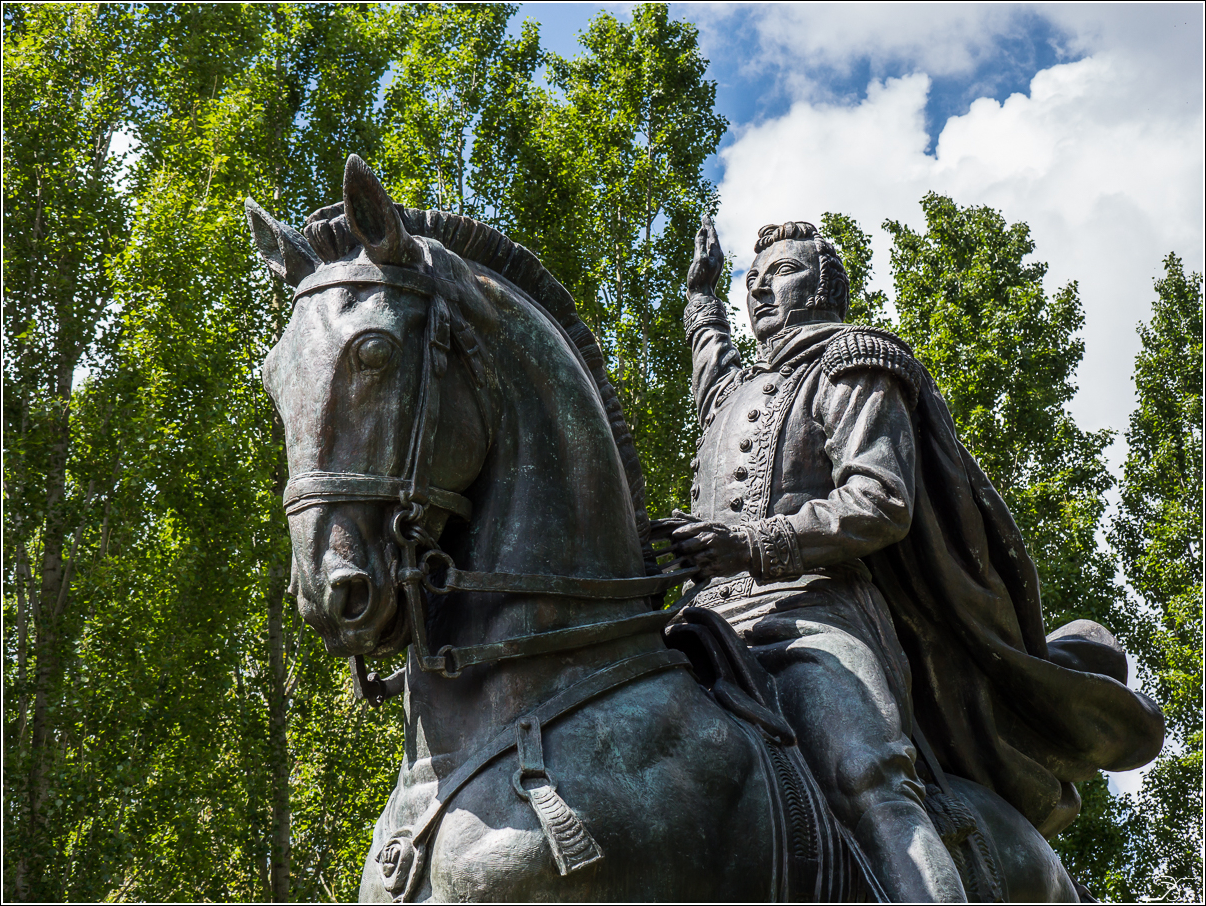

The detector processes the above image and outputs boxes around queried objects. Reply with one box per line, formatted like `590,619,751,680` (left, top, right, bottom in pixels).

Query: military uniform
683,293,933,845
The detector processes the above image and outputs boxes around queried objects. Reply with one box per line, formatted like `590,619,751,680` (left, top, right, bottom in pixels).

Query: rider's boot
854,799,967,902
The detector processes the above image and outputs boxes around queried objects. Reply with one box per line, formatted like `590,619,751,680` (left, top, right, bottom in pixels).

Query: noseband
282,254,692,699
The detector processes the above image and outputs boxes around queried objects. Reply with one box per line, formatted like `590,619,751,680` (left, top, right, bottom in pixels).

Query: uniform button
691,457,699,472
691,486,700,500
763,382,776,393
705,412,715,426
747,409,760,421
729,496,743,511
739,438,752,451
718,586,732,599
780,365,794,376
734,466,748,481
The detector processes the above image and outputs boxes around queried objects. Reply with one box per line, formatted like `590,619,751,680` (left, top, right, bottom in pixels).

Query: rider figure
668,217,967,901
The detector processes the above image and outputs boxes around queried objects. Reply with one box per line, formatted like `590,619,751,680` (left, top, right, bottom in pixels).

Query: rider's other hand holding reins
661,514,752,579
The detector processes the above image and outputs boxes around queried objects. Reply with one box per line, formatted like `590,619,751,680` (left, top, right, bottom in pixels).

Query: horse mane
396,206,658,578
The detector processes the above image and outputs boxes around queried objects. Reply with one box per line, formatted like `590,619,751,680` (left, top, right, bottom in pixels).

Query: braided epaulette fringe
820,326,923,408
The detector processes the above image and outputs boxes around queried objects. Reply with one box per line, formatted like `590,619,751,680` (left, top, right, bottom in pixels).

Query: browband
292,263,461,302
283,471,472,521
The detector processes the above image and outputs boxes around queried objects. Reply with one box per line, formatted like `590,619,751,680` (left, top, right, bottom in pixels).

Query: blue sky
518,4,1088,166
514,2,1205,797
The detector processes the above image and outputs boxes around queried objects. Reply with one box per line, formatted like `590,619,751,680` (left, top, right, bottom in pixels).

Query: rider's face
745,239,830,343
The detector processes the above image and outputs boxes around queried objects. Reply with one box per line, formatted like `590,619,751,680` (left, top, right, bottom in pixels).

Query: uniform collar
760,321,847,368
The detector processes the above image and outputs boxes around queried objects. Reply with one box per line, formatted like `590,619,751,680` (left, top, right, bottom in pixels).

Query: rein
288,256,695,699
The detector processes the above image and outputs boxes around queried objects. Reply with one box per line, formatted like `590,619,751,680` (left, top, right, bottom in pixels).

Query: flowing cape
862,370,1164,836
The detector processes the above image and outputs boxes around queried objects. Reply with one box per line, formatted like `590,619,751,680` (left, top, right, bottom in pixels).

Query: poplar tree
3,5,141,897
545,5,727,515
4,4,728,900
1110,256,1203,902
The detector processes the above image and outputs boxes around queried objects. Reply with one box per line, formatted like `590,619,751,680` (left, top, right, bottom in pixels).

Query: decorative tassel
513,716,603,875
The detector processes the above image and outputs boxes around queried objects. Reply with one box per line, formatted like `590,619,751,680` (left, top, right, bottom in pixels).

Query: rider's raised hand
686,214,724,299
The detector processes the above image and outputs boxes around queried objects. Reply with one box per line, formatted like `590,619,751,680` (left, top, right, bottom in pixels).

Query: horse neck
403,291,659,768
455,291,647,595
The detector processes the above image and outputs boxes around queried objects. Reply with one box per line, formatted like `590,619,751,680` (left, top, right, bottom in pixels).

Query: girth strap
393,647,691,901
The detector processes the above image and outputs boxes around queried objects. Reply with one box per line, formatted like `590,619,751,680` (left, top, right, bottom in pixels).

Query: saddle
665,607,886,903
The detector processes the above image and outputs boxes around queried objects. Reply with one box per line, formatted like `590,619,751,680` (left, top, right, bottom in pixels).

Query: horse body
249,154,1081,903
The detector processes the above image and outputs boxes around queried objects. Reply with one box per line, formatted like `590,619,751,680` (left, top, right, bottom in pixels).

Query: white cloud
714,44,1203,436
746,4,1028,79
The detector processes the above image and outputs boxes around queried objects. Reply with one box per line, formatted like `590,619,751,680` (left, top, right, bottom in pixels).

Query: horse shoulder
429,667,775,901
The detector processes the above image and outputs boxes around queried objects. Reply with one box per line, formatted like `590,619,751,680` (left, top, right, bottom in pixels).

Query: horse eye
356,335,392,371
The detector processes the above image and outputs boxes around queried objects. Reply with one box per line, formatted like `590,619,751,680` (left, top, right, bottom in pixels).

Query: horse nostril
341,576,372,621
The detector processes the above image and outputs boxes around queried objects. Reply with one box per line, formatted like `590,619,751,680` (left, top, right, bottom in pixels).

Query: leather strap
436,608,684,675
282,472,472,521
397,648,691,900
416,558,696,600
911,723,953,797
292,263,459,302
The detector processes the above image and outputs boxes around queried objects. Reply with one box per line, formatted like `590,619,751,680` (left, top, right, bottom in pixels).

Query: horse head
249,156,656,674
248,155,496,658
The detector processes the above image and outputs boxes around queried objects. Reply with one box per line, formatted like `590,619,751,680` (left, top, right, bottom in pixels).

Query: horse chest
368,676,776,902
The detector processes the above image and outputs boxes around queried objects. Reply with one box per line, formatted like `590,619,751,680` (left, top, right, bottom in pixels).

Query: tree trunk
19,382,73,900
267,576,291,902
267,409,292,902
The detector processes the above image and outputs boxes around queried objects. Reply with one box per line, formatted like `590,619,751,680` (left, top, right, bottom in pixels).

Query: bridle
282,255,692,701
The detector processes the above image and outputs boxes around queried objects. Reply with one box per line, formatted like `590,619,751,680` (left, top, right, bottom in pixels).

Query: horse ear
245,198,321,286
342,154,421,268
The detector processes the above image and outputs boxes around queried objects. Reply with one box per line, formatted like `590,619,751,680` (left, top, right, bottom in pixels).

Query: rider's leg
746,609,966,903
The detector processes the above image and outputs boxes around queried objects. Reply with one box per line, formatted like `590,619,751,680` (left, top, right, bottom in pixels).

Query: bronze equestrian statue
245,154,1162,902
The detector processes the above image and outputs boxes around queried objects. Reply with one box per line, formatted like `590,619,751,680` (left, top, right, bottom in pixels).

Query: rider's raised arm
683,215,741,424
745,367,918,580
683,292,742,423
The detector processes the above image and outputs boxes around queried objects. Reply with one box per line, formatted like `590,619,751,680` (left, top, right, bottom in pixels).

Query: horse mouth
367,593,410,658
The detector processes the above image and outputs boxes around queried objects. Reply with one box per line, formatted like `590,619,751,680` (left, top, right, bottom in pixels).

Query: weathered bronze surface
247,155,1163,902
665,216,1166,902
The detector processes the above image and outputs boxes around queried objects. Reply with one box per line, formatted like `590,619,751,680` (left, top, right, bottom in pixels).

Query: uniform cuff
683,293,730,339
745,516,805,581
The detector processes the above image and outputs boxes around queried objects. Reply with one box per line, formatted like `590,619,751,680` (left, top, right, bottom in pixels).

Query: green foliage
3,4,142,899
833,198,1202,899
883,193,1118,630
820,212,889,328
881,195,1128,890
4,4,402,900
378,4,539,219
544,5,726,516
1109,255,1203,901
7,4,1195,901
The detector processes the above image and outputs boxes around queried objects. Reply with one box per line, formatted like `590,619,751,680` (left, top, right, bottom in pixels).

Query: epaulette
820,326,923,407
